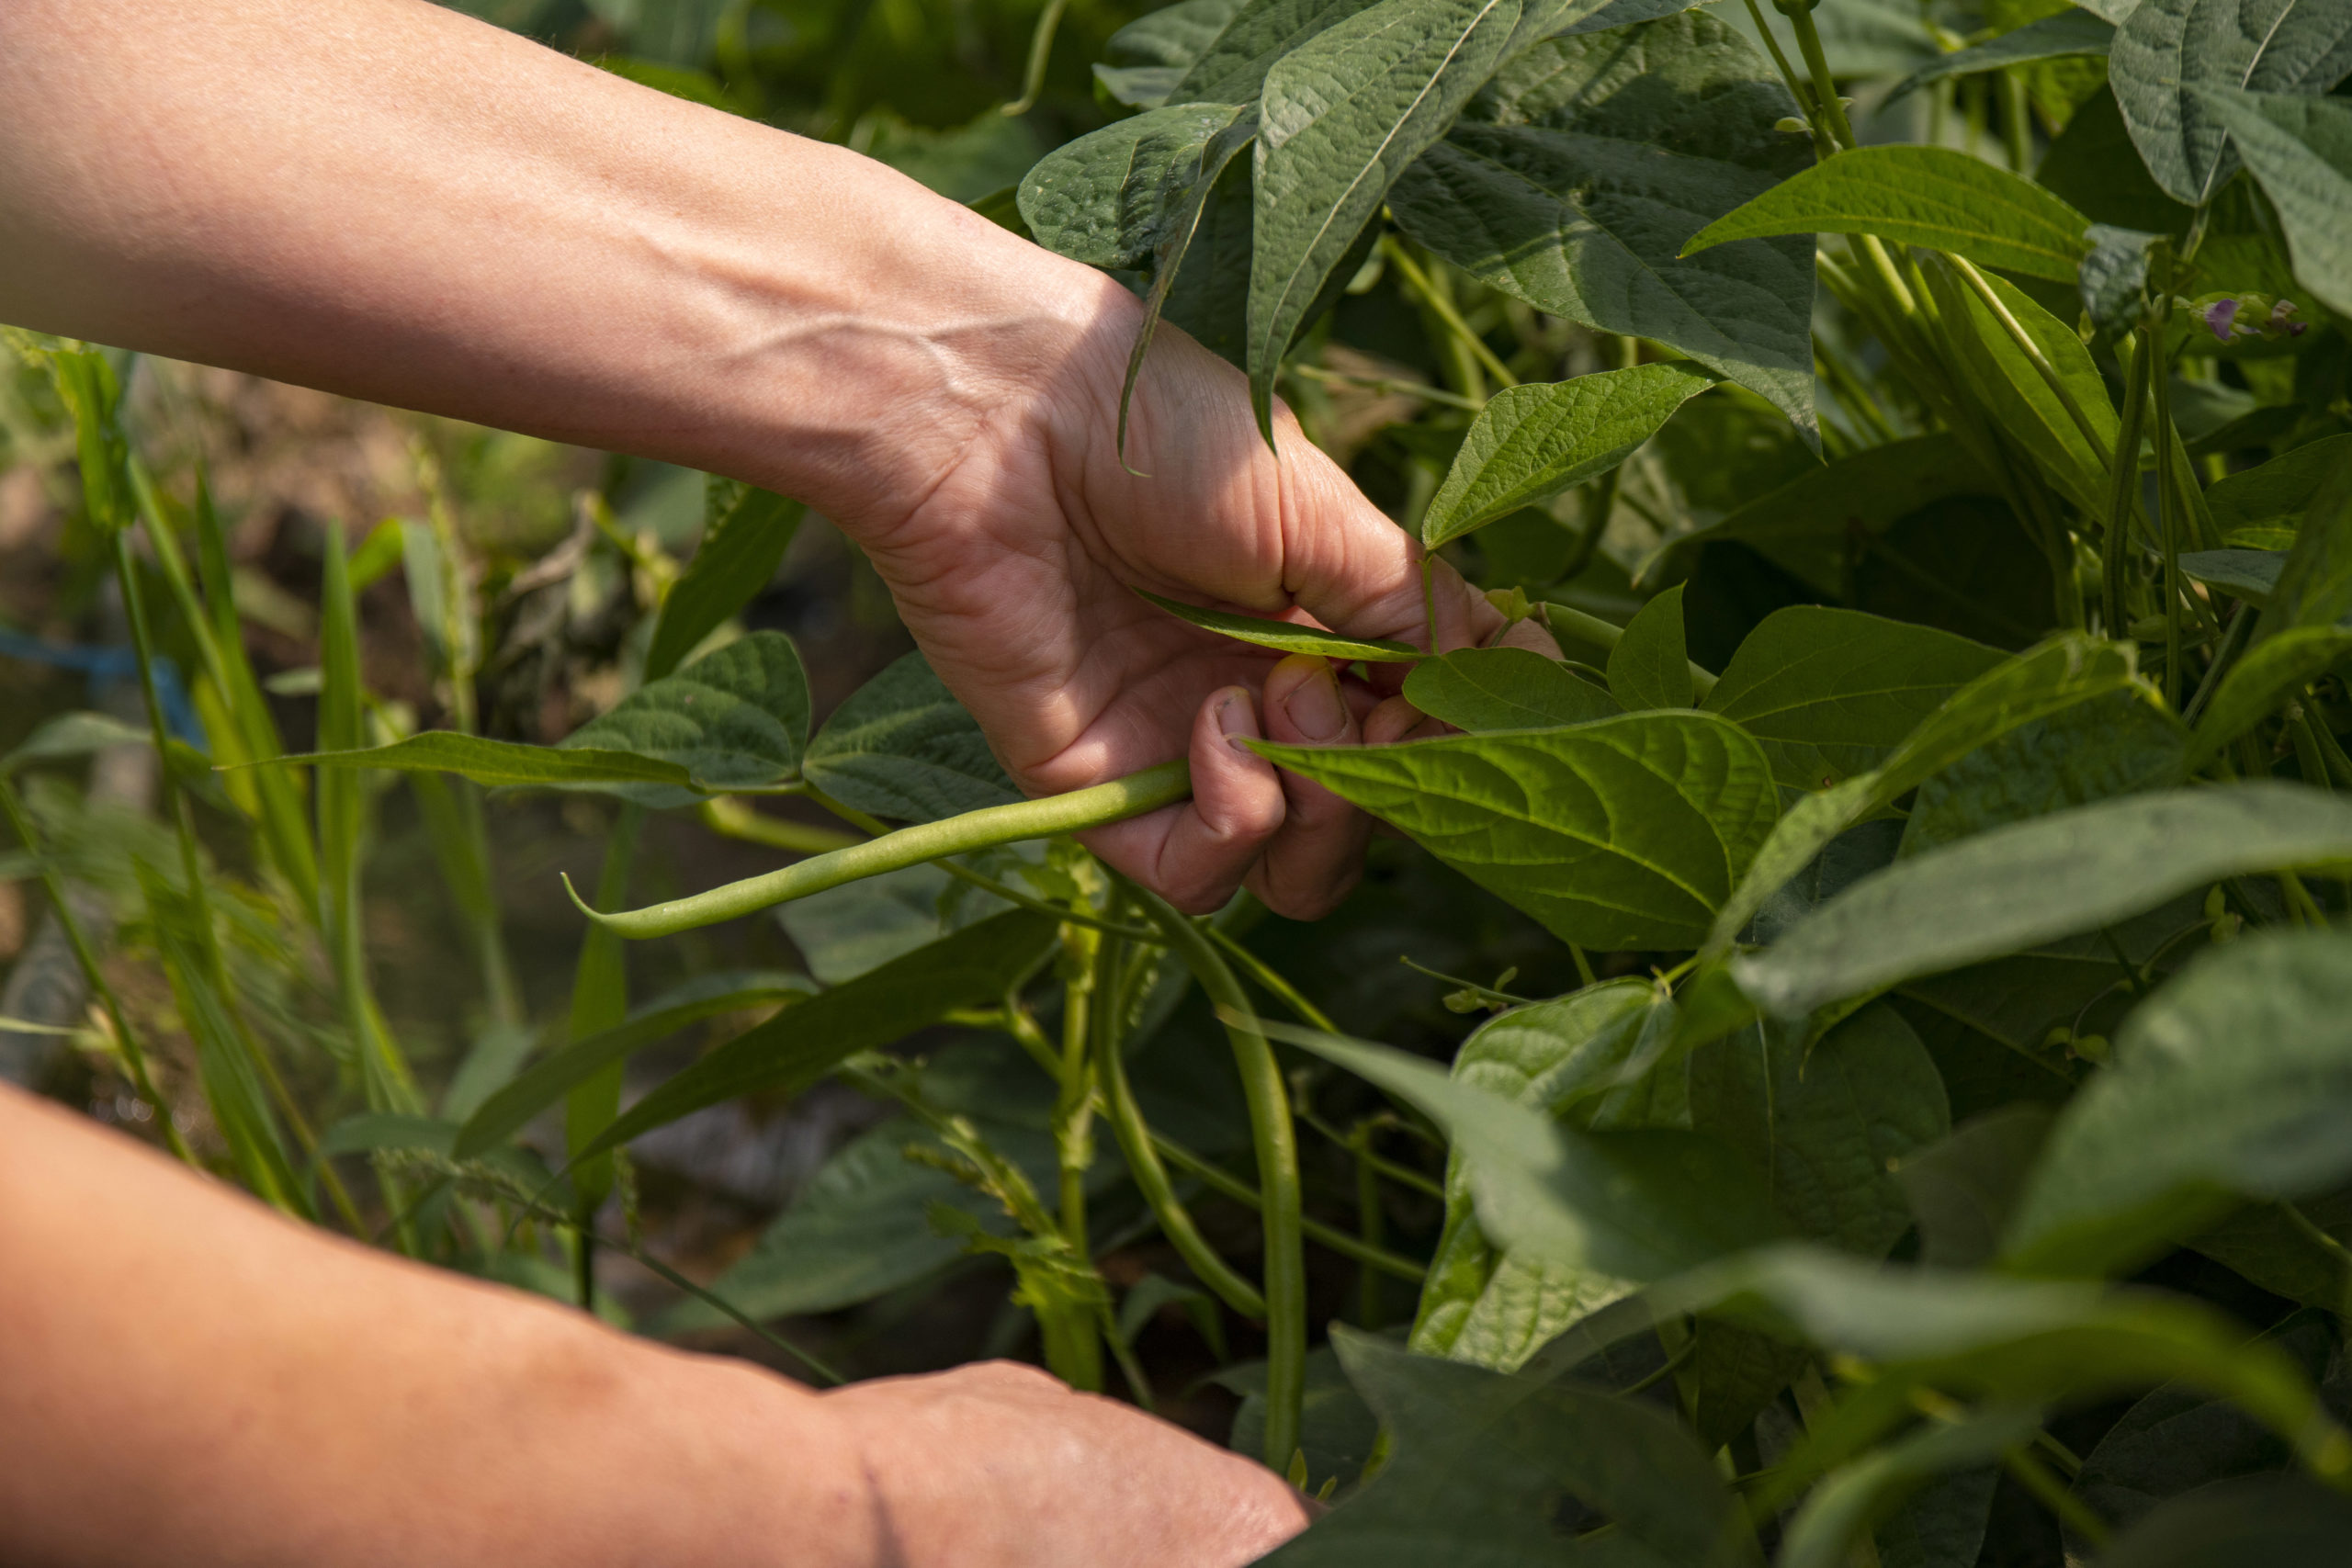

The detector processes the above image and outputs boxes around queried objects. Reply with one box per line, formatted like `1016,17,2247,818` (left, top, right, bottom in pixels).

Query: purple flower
2203,299,2242,343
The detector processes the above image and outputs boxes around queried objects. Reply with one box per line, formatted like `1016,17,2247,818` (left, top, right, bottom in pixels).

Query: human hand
824,1359,1314,1568
836,242,1552,918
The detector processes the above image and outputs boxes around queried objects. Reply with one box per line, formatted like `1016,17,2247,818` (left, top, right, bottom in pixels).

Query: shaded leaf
2109,0,2352,208
1920,262,2120,517
2191,86,2352,318
2179,547,2285,605
2083,221,2165,328
1135,587,1420,660
1704,607,2006,793
1685,145,2095,284
1094,0,1247,107
1391,9,1816,431
1404,647,1623,732
2095,1473,2352,1567
1781,1406,2042,1568
1018,102,1252,268
1264,1327,1754,1567
2192,443,2352,759
1419,363,1716,547
1609,584,1693,711
1894,1104,2057,1269
1409,979,1680,1371
1248,0,1525,433
2210,434,2352,544
575,910,1059,1162
1256,711,1781,950
1899,687,2188,856
1265,1017,1785,1283
1689,1003,1950,1257
2189,1190,2352,1312
2005,928,2352,1277
1737,784,2352,1019
801,650,1022,822
1887,9,2117,102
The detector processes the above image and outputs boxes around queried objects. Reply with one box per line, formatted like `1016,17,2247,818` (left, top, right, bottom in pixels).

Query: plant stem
1352,1123,1385,1329
1380,235,1518,390
576,761,1192,938
1057,925,1102,1256
0,774,192,1163
2000,68,2032,173
1290,361,1483,412
2004,1445,2110,1545
1542,602,1720,697
1125,879,1306,1471
2103,327,2155,639
1001,0,1067,116
1098,997,1269,1319
2152,352,2187,709
1781,0,1857,151
1149,1129,1426,1282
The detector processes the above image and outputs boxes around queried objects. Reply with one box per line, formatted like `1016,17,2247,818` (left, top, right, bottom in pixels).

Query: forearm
0,1085,878,1568
0,0,1122,532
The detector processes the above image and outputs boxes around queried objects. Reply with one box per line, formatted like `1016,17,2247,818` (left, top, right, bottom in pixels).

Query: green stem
1541,603,1720,697
2000,68,2032,174
1743,0,1831,158
1209,927,1340,1033
0,775,192,1164
1290,362,1483,412
1353,1124,1385,1329
1001,0,1068,117
1380,235,1517,390
1781,0,1857,151
1057,925,1102,1256
1125,880,1306,1471
574,761,1192,939
1150,1130,1426,1282
2152,353,2187,709
2004,1445,2109,1546
2103,327,2155,639
1099,999,1269,1319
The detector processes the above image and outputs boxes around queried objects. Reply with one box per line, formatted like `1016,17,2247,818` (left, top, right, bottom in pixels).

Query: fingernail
1278,657,1348,741
1217,690,1260,748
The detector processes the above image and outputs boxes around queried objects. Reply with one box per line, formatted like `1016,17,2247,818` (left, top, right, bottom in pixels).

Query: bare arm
0,1085,1308,1567
0,0,1522,919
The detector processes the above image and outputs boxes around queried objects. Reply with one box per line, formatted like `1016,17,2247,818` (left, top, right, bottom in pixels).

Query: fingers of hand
1081,685,1286,915
1247,654,1372,919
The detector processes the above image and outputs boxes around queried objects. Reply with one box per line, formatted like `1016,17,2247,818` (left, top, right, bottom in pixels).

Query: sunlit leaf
2108,0,2352,208
800,650,1023,823
1683,145,2094,284
1419,364,1715,547
1403,646,1622,732
1257,711,1781,950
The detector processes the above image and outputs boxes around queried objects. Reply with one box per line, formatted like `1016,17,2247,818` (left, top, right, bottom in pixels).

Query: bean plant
10,0,2352,1561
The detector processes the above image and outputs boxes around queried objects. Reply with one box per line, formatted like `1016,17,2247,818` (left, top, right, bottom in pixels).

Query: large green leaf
1736,784,2352,1017
563,630,812,806
1017,102,1252,268
1094,0,1248,107
1781,1406,2039,1568
644,479,802,682
1390,9,1817,433
1709,635,2151,951
2109,0,2352,208
1419,364,1716,547
1256,710,1781,950
1608,583,1694,711
2070,1313,2349,1549
1652,433,1999,599
1247,0,1524,433
1921,262,2120,517
1173,0,1386,101
800,650,1022,822
574,909,1058,1161
2189,1190,2352,1310
1900,687,2188,856
1703,607,2006,793
1409,979,1680,1371
2191,86,2352,318
1886,9,2117,102
1690,1003,1951,1257
1658,1245,2348,1480
1894,1104,2058,1269
1268,1018,1783,1283
1684,145,2095,284
1402,647,1622,732
2004,929,2352,1276
2096,1474,2352,1566
1263,1327,1754,1567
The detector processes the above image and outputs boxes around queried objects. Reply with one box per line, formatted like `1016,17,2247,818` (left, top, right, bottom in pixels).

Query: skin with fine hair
0,0,1563,1562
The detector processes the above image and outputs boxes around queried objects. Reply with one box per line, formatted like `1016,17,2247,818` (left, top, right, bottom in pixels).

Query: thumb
1275,435,1506,656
